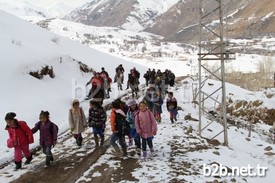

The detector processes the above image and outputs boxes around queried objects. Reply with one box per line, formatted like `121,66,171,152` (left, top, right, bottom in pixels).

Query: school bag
115,113,130,136
37,121,59,136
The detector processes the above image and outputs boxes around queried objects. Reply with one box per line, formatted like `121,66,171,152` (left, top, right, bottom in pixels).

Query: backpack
37,121,59,136
115,113,130,136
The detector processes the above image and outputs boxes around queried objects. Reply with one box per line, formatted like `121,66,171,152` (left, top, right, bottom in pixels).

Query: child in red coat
5,112,34,170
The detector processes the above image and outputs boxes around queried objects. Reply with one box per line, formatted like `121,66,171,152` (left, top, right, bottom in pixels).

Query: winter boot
112,145,121,156
142,151,147,160
75,137,79,146
46,155,54,165
136,148,141,156
15,161,22,170
170,118,174,124
100,136,105,146
150,148,156,157
45,156,51,167
76,139,80,146
122,146,128,157
94,136,99,148
76,136,83,146
24,155,33,165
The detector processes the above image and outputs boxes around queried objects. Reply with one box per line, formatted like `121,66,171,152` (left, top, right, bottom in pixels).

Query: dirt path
10,89,146,183
12,137,141,183
12,137,106,183
77,156,140,183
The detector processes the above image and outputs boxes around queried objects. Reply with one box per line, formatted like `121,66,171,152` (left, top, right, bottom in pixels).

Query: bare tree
255,56,275,74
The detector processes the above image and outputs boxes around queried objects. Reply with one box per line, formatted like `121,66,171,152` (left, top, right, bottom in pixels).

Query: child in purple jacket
135,101,157,160
32,111,58,167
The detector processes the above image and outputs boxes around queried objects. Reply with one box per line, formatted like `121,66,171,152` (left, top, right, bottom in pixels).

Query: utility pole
198,0,234,146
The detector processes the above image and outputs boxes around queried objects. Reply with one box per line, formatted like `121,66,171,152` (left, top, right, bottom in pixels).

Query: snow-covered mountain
0,9,147,159
63,0,275,42
0,0,92,21
1,0,275,42
63,0,180,32
161,0,275,42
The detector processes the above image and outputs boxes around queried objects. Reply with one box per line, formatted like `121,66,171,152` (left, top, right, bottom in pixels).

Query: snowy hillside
1,75,275,182
0,0,92,21
0,10,147,161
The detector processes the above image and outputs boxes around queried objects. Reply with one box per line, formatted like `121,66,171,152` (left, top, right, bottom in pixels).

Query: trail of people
0,74,185,183
1,84,145,182
3,75,270,183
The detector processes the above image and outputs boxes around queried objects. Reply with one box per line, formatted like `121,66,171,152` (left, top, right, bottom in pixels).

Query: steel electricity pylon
198,0,235,146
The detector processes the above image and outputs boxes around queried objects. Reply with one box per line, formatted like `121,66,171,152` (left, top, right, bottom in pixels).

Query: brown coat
68,100,87,134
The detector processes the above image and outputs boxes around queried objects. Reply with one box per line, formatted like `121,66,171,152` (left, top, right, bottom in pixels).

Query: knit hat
5,112,16,120
72,99,80,106
128,100,137,107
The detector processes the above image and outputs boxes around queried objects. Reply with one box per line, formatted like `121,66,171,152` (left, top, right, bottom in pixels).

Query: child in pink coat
135,101,157,160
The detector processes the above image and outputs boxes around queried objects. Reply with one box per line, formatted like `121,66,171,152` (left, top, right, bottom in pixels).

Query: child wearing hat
126,100,141,155
68,99,87,146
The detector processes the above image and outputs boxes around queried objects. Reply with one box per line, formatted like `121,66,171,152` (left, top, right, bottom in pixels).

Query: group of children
5,111,58,170
144,84,178,124
68,99,107,148
108,90,178,160
109,99,157,159
4,90,178,169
